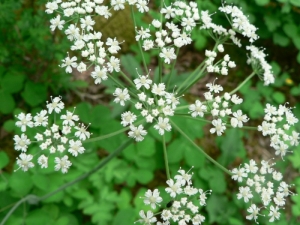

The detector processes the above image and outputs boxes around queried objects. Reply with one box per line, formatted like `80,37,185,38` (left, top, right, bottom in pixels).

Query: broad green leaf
136,137,155,157
21,81,47,107
113,208,136,225
288,149,300,169
0,92,15,114
42,204,59,220
166,137,185,163
264,15,281,32
90,104,111,128
55,216,70,225
290,0,300,6
291,85,300,96
1,72,25,93
255,0,269,5
25,209,54,225
208,169,226,194
9,171,33,196
272,91,285,104
0,151,9,169
273,32,290,47
184,142,205,169
121,54,143,78
117,189,132,209
3,119,15,132
75,102,92,124
283,23,298,38
135,169,153,184
32,173,50,191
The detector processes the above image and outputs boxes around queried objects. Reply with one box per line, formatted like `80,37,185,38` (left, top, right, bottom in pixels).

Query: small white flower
13,134,31,152
136,210,157,224
60,110,79,126
46,96,64,114
231,167,247,182
68,140,85,157
143,189,163,209
16,153,34,172
268,205,280,222
74,124,91,141
50,15,65,31
154,117,171,135
151,83,166,96
121,111,137,127
134,75,152,89
128,125,147,142
159,47,176,64
246,204,260,223
210,119,226,136
165,179,182,197
61,56,77,73
91,66,108,84
237,186,253,203
34,110,48,127
231,110,249,128
54,155,72,173
16,113,34,132
113,88,130,106
37,155,48,168
189,100,207,117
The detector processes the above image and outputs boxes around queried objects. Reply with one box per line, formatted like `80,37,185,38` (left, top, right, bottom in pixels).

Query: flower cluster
258,103,299,158
113,71,181,141
205,47,236,75
14,96,90,173
136,168,212,225
136,1,199,64
189,80,249,136
45,0,150,84
231,159,295,223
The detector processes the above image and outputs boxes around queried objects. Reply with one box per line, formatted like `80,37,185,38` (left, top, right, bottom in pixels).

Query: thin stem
170,120,232,176
119,69,135,86
0,139,134,225
229,71,256,95
130,6,148,74
0,196,29,225
162,134,170,180
166,47,179,89
158,0,164,83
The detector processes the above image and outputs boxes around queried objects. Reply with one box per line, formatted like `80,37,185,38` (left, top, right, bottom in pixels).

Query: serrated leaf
135,169,153,184
136,138,155,157
0,92,15,114
21,81,47,107
0,151,9,169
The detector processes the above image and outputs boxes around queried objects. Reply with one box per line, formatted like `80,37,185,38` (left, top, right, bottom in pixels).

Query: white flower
106,37,121,54
246,204,260,223
50,15,65,31
13,134,31,152
244,159,258,173
135,27,150,41
113,88,130,106
60,110,79,126
34,110,48,127
80,15,95,31
154,117,171,135
54,155,72,173
111,0,125,10
151,83,166,96
16,113,34,132
16,153,34,172
128,125,147,142
174,168,192,186
210,119,226,136
107,56,120,72
189,100,207,117
121,111,137,127
268,205,280,222
68,140,85,157
38,155,48,168
45,2,58,14
91,66,108,84
237,186,253,203
46,96,64,114
136,210,157,224
231,110,249,127
74,124,91,141
231,167,247,182
134,75,152,89
136,0,149,13
61,56,77,73
159,47,176,64
165,179,182,197
77,62,87,73
143,189,163,209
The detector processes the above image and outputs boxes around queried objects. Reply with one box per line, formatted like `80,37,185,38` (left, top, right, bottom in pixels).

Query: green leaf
272,91,285,104
283,23,298,38
166,137,185,163
255,0,270,6
121,54,143,78
273,32,290,47
0,151,9,169
1,71,25,93
136,138,155,157
21,81,47,107
3,119,15,132
264,15,281,32
271,61,281,76
55,216,70,225
291,85,300,96
297,51,300,64
113,208,135,225
0,91,15,114
290,0,300,6
208,169,226,194
26,209,54,225
184,142,205,169
288,149,300,169
75,102,92,124
135,169,153,184
9,171,33,196
32,173,50,191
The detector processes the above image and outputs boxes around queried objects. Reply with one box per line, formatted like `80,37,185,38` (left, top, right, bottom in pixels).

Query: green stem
119,70,135,86
158,0,164,83
108,74,137,98
162,134,171,180
229,72,256,95
130,6,148,74
170,120,232,176
166,47,179,90
0,139,133,225
84,127,129,143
